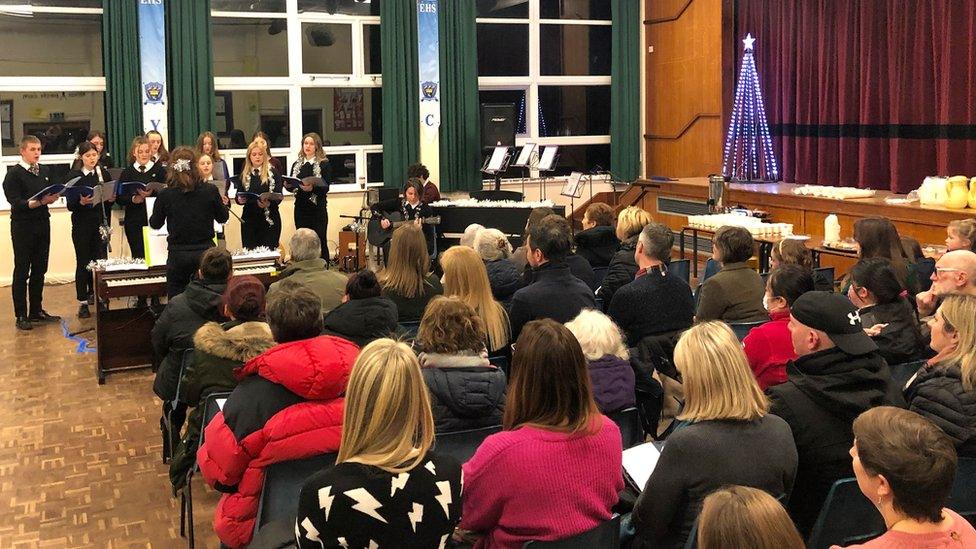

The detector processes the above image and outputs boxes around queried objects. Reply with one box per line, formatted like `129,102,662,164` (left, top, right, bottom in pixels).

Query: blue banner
138,0,168,142
417,0,440,140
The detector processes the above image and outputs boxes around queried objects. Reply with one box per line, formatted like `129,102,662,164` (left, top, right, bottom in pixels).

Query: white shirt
18,160,35,171
132,160,155,172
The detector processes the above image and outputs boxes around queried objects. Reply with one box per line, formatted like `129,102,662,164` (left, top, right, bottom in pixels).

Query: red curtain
735,1,976,193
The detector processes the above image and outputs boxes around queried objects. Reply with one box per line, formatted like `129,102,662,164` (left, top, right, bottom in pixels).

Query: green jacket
266,258,346,314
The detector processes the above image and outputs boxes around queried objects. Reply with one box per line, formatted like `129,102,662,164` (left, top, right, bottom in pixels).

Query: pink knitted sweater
460,415,624,548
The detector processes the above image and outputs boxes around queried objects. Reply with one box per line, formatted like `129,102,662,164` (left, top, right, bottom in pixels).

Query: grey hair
289,228,322,262
638,222,674,262
474,228,512,261
460,223,486,248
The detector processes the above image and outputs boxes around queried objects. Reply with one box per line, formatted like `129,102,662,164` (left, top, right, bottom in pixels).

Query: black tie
29,164,39,176
253,170,260,177
139,166,146,173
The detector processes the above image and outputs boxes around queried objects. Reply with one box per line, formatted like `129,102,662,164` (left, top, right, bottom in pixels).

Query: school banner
138,0,168,142
417,0,440,142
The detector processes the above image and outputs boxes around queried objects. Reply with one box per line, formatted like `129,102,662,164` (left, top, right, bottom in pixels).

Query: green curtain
381,0,420,188
165,0,215,147
438,1,481,192
102,0,143,164
611,0,641,181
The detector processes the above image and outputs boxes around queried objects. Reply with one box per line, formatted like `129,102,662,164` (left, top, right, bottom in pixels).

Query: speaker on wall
480,103,516,149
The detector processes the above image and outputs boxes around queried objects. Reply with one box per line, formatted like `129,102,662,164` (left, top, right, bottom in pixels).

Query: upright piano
432,201,566,249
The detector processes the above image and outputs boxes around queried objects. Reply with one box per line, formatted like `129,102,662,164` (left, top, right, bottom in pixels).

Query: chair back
435,425,503,463
702,258,720,282
915,257,936,292
668,259,690,286
950,457,976,524
888,360,925,391
254,453,339,535
174,348,196,404
814,266,836,290
728,321,766,341
607,407,643,449
198,391,232,451
489,355,510,378
398,321,421,339
523,515,620,548
806,478,886,549
593,266,609,287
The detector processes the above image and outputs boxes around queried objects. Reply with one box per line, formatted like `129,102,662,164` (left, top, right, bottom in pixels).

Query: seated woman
565,309,636,414
296,339,463,548
460,223,485,247
597,206,654,307
575,202,620,268
743,264,814,390
838,406,976,547
322,269,398,347
696,486,804,549
474,228,522,307
851,216,919,296
440,245,511,354
379,224,443,322
168,276,274,491
696,226,767,323
905,294,976,458
847,258,926,366
631,322,797,549
459,319,623,547
770,238,832,292
415,296,506,433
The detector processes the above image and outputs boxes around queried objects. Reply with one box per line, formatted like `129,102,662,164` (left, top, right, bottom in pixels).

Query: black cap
790,291,878,355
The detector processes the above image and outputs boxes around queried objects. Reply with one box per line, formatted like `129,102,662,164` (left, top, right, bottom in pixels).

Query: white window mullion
352,21,366,78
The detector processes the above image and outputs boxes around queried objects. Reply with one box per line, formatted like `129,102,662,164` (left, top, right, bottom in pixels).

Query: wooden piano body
91,258,279,384
432,203,567,249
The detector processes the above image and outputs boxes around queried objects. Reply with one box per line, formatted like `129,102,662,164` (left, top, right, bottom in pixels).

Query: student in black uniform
117,136,165,260
65,141,113,318
370,177,436,265
195,131,230,180
289,132,332,260
233,141,283,250
87,130,113,169
2,135,61,330
150,147,230,298
146,129,169,165
251,131,284,173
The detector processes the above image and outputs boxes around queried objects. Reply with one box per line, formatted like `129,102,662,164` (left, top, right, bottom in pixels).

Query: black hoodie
321,296,398,348
859,299,926,366
768,347,905,536
575,225,620,268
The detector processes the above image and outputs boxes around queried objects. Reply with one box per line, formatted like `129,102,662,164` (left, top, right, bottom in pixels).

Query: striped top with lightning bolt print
296,451,462,549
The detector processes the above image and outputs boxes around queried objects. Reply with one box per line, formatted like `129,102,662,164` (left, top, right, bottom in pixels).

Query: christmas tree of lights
722,33,779,181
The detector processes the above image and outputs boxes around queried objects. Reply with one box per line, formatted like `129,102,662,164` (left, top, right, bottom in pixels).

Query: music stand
561,171,586,237
512,143,536,199
536,145,560,200
481,145,512,193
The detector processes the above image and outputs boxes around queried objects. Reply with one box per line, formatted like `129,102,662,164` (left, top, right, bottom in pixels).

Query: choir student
65,141,113,318
289,132,332,260
87,130,113,169
233,141,283,250
146,129,168,165
195,131,230,180
250,131,284,173
117,136,165,260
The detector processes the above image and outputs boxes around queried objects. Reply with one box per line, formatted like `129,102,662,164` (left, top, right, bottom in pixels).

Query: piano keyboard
104,264,277,287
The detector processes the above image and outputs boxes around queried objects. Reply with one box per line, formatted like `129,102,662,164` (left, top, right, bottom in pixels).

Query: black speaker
481,103,516,149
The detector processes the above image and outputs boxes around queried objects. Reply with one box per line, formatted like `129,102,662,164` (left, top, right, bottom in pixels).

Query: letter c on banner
425,114,435,127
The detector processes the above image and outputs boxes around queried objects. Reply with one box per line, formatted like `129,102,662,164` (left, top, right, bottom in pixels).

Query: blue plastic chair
607,407,643,449
701,258,720,282
888,360,925,391
489,355,510,377
668,259,691,286
524,514,620,548
949,457,976,525
814,266,836,290
728,321,767,341
435,425,503,463
915,257,936,292
253,453,339,536
806,478,886,549
398,321,421,339
163,348,195,465
182,390,232,548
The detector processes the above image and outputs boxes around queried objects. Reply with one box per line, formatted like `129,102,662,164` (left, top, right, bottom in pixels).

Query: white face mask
763,295,771,312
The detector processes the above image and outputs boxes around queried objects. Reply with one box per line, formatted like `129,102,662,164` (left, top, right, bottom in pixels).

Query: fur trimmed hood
193,321,275,363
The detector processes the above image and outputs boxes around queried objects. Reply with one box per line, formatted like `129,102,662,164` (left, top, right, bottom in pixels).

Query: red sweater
460,415,624,548
742,309,795,390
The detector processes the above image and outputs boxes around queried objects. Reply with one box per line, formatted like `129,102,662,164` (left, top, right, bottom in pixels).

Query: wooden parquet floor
0,284,221,548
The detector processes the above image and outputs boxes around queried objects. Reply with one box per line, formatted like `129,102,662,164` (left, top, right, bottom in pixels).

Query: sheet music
537,146,559,171
513,143,536,167
486,146,508,173
561,171,585,198
622,442,662,492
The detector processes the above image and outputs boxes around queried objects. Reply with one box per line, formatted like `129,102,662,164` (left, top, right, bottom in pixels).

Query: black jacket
485,258,521,307
64,167,114,227
575,225,619,268
520,253,597,291
151,278,228,400
149,183,228,249
289,158,332,221
234,168,283,223
608,266,695,347
597,235,639,307
767,347,905,536
117,162,166,228
3,164,53,223
906,361,976,458
322,296,399,347
420,352,506,433
509,261,596,341
859,300,925,366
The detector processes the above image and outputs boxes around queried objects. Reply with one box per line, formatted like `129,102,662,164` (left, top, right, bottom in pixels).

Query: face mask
763,295,771,311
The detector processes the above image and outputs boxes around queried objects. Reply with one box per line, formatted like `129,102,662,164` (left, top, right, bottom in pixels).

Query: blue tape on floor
61,320,97,354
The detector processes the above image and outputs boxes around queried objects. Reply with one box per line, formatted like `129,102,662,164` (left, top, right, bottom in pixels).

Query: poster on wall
333,89,364,132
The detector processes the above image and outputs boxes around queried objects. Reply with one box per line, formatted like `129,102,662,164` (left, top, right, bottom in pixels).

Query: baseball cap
790,291,878,355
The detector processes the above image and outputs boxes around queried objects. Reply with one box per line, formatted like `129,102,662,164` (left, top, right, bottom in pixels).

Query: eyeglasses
935,267,962,275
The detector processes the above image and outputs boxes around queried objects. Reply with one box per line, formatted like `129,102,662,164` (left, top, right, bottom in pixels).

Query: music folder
560,172,585,198
210,179,227,198
236,191,284,204
537,146,559,171
512,143,536,167
63,181,117,203
622,441,662,492
28,175,82,201
485,146,510,173
116,180,165,196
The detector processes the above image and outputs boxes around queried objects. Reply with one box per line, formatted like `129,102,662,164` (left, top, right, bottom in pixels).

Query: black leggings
72,221,106,301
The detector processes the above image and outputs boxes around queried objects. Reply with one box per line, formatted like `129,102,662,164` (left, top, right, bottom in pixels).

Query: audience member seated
508,215,596,340
597,206,654,307
460,223,485,247
152,247,232,403
696,486,804,549
852,216,919,296
905,294,976,458
296,339,462,548
768,291,904,537
322,269,398,347
837,406,976,548
511,206,556,271
575,202,620,268
608,222,694,346
847,258,926,365
267,228,346,315
197,280,358,547
168,276,273,491
565,309,636,414
440,246,511,354
696,226,766,323
916,250,976,317
458,320,623,547
380,224,443,322
946,218,976,252
415,296,506,433
631,322,797,549
474,228,522,307
743,264,814,390
770,238,833,292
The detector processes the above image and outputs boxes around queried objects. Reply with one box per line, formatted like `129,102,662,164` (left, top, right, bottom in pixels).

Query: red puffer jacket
197,335,358,547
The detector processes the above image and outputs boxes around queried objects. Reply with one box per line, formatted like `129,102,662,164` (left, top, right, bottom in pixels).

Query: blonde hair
616,206,653,241
948,219,976,252
675,321,768,422
337,339,435,473
698,486,804,549
241,141,271,189
380,224,430,299
935,294,976,391
474,228,512,261
565,309,629,361
440,246,510,352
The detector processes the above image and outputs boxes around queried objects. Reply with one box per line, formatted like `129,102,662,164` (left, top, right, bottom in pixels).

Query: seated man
509,215,596,341
608,222,694,346
916,249,976,317
574,202,620,268
267,228,347,315
768,292,905,536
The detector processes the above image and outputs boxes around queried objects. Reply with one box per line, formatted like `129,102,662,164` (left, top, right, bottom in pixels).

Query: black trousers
72,221,106,302
166,246,211,298
124,221,145,259
11,219,50,318
295,213,328,260
241,211,282,250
